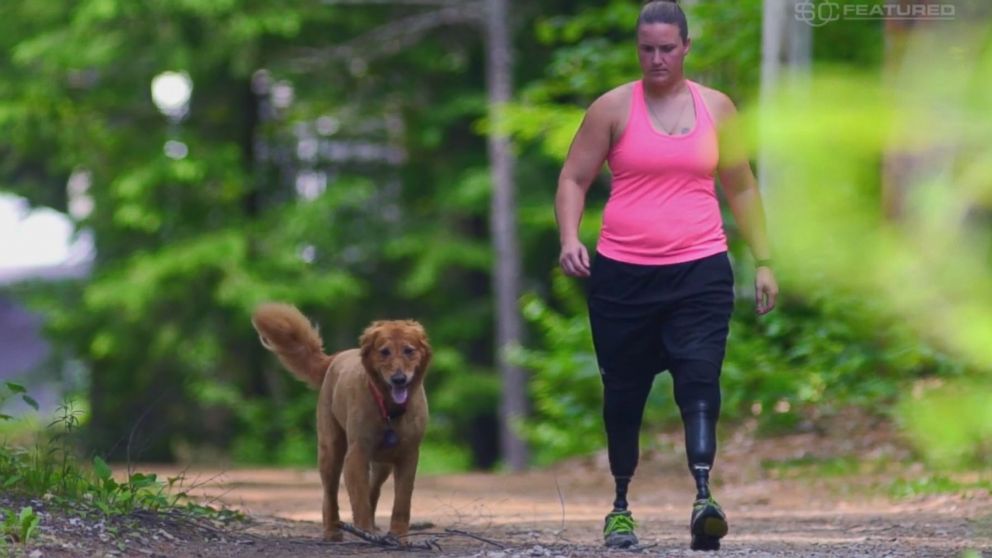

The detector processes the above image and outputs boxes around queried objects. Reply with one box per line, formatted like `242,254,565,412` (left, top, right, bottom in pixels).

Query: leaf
4,382,25,394
128,473,158,490
102,477,118,492
17,507,39,543
92,456,113,481
21,395,39,411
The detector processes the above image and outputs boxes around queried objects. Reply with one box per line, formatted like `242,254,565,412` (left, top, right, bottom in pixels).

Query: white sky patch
0,194,93,281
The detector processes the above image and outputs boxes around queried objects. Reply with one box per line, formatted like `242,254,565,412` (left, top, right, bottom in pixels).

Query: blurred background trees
0,0,989,472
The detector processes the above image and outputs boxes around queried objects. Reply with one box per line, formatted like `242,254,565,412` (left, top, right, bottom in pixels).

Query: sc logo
795,0,841,27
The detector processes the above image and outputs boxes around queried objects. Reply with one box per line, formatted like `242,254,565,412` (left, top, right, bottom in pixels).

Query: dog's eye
379,348,391,357
403,346,415,357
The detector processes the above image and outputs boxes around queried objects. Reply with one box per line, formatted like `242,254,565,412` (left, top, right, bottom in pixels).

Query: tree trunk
759,0,811,194
484,0,528,471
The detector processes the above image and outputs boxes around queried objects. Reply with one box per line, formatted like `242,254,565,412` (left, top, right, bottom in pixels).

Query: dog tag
382,428,399,449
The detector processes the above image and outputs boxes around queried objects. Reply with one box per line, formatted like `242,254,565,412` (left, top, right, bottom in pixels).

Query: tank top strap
686,80,715,132
627,80,651,136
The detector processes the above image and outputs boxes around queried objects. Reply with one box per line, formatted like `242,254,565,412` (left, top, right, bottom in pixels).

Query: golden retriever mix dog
251,302,431,541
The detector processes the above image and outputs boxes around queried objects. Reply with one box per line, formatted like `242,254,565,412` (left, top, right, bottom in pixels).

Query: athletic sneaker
690,497,728,551
603,509,638,548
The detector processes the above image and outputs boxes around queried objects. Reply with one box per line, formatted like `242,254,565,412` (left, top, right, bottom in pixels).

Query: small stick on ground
554,474,565,532
338,522,437,550
442,528,507,548
393,528,506,549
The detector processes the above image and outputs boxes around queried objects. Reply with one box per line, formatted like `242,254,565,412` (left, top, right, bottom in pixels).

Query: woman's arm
555,94,617,278
709,90,779,314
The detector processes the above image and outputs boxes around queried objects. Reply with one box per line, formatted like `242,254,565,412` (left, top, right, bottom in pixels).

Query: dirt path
23,426,992,557
149,463,989,558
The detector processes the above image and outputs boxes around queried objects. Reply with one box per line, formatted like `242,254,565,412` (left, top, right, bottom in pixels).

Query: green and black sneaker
603,509,638,548
690,497,728,551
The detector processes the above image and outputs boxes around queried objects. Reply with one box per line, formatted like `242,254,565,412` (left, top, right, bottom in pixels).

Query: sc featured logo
795,0,841,27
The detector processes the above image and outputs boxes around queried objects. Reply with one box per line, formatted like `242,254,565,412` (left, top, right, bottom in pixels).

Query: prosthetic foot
689,496,727,551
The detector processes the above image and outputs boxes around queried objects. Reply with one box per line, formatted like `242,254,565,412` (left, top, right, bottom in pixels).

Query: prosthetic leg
682,399,728,551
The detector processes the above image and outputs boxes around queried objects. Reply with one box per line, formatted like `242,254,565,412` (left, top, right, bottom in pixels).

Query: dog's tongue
391,385,409,405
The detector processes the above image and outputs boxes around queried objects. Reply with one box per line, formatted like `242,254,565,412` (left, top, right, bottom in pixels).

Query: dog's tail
251,302,334,389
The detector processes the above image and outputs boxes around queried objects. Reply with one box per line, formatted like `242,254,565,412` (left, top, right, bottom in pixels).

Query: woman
554,0,778,551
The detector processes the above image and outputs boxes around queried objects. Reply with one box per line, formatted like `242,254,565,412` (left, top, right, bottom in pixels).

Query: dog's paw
323,531,344,542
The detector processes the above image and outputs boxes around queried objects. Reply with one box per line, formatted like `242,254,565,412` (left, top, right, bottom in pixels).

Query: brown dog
251,302,431,541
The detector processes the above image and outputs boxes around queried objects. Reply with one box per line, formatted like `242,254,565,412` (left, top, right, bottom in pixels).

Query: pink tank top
597,79,727,265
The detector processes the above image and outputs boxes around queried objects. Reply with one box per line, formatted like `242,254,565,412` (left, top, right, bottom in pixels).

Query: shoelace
605,513,636,534
694,497,722,511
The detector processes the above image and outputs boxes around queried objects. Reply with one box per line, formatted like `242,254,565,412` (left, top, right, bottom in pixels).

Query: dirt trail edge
20,427,992,557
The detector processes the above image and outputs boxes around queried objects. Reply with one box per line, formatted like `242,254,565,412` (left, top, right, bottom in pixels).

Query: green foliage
416,441,473,476
0,506,40,546
888,475,992,500
756,31,992,463
723,287,967,428
761,455,877,479
2,0,516,466
511,271,603,465
686,0,763,102
228,407,316,467
896,381,992,469
82,455,216,516
811,0,885,67
0,394,232,525
2,0,988,474
0,383,39,421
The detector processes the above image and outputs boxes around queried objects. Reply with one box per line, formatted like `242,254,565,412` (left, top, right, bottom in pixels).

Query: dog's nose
390,373,408,386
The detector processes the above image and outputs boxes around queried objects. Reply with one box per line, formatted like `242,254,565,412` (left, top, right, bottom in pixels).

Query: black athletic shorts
587,251,735,389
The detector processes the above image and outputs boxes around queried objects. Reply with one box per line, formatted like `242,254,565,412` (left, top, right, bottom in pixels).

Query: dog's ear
407,321,432,377
360,321,385,373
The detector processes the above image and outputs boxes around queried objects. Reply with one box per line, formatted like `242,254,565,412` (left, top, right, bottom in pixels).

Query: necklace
645,86,692,135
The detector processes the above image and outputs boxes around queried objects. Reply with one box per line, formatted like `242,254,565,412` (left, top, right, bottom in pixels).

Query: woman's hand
755,266,778,315
559,240,591,278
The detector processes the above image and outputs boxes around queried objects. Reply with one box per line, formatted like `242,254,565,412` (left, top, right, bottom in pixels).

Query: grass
0,506,39,548
760,455,884,478
887,475,992,499
760,451,992,501
0,382,238,551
